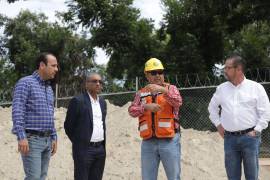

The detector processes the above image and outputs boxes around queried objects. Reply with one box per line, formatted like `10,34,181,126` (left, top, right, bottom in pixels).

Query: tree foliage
2,10,94,83
64,0,164,79
64,0,270,79
162,0,270,74
3,0,270,82
225,21,270,68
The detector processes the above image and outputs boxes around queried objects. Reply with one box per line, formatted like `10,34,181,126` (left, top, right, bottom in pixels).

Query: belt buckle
46,131,51,136
90,141,100,147
43,131,51,137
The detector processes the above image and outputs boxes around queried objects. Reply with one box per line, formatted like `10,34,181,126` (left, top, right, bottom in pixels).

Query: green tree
162,0,228,74
63,0,165,79
224,21,270,82
6,0,270,78
162,0,270,74
3,10,94,83
0,14,8,57
0,14,15,93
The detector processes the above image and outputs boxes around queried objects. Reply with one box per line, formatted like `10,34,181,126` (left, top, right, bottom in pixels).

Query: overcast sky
0,0,165,65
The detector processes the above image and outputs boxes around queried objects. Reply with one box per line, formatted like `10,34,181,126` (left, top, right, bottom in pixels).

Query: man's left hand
51,140,57,156
248,130,261,137
145,84,167,94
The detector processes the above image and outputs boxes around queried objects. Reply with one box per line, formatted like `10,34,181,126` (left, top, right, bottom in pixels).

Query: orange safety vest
138,84,175,140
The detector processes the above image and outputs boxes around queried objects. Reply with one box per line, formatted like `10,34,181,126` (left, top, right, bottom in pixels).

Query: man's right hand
217,124,225,138
144,103,161,112
18,139,29,155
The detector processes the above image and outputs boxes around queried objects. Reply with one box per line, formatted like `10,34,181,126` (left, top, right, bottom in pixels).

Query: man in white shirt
208,54,270,180
65,72,107,180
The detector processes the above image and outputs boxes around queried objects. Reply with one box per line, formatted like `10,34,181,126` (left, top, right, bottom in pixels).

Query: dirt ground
0,103,269,180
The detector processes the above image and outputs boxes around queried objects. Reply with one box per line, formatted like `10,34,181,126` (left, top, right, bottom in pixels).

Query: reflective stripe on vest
158,121,171,128
139,123,148,132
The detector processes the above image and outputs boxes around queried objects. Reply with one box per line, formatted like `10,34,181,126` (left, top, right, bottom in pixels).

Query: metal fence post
136,76,139,92
55,83,58,108
136,76,138,91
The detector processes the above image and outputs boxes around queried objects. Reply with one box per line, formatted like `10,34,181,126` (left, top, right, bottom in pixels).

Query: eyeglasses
88,79,104,85
224,66,236,70
148,70,164,76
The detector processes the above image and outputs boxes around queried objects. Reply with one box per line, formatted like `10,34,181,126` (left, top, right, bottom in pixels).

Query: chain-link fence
56,82,270,158
179,84,270,158
1,74,270,157
0,87,13,106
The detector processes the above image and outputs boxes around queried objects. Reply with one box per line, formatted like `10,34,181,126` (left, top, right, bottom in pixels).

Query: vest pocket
139,120,152,139
155,118,175,138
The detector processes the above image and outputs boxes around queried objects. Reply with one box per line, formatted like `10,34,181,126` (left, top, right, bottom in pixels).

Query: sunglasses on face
148,70,164,76
88,79,104,85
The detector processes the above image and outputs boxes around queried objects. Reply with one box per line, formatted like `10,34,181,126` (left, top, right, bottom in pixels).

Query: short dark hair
35,52,55,69
226,54,246,72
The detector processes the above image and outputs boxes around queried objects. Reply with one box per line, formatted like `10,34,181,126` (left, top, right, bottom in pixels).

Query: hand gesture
144,103,161,112
145,84,167,94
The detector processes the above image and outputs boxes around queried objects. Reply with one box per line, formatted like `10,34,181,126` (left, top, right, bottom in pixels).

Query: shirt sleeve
50,126,57,141
64,97,80,142
208,86,221,127
163,85,182,110
254,85,270,132
12,79,29,140
128,92,145,118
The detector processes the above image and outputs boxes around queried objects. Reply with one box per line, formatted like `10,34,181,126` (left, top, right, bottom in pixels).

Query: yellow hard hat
144,58,164,72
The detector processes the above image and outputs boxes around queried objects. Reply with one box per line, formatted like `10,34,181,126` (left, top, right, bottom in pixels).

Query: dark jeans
224,133,261,180
73,144,106,180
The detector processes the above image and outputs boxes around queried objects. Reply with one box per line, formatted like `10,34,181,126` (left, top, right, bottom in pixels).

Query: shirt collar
32,71,50,85
87,92,99,103
228,76,247,88
236,76,247,88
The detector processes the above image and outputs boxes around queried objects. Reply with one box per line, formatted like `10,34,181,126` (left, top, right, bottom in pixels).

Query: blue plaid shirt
12,71,57,140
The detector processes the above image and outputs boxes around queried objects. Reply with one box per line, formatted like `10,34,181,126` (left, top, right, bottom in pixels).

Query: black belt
225,127,254,135
89,141,104,147
25,129,52,137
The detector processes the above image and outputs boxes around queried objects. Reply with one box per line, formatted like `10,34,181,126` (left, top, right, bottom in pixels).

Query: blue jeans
21,135,52,180
224,133,261,180
141,133,181,180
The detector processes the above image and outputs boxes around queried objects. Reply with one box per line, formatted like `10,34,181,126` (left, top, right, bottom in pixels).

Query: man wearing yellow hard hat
128,58,182,180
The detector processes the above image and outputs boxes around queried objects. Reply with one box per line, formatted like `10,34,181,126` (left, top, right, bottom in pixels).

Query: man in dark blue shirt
12,52,58,180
